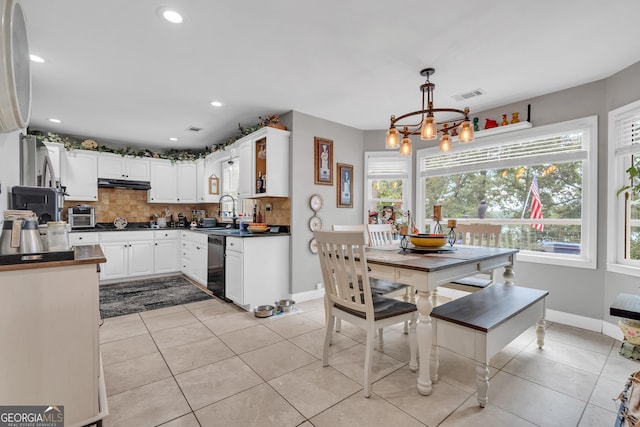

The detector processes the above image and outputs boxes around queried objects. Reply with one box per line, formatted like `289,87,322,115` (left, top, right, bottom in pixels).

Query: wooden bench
430,284,548,407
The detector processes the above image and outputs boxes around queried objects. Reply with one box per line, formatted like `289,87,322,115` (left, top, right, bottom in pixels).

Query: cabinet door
98,154,125,179
238,140,252,198
191,240,207,285
195,159,205,203
154,239,179,274
63,151,98,201
225,249,243,304
100,242,128,280
126,157,150,181
204,155,222,203
148,160,177,203
176,162,197,203
128,240,154,277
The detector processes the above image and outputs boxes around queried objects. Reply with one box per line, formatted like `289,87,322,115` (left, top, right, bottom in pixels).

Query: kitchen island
0,244,108,427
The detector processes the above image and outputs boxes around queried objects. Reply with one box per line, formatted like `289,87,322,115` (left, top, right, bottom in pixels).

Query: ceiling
21,0,640,151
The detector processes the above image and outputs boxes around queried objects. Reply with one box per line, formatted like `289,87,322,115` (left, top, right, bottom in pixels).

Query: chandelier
385,67,474,156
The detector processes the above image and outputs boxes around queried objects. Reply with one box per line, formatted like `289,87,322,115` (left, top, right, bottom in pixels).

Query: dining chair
441,223,502,293
332,224,410,335
367,223,394,247
314,230,417,397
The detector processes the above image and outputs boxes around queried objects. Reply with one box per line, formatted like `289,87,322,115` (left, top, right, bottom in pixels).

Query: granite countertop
0,244,106,272
71,223,291,237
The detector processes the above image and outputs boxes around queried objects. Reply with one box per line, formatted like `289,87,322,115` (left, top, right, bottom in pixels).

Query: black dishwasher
207,235,229,301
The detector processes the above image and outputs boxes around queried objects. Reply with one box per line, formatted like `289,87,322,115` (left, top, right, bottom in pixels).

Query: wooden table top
365,245,519,272
0,244,106,272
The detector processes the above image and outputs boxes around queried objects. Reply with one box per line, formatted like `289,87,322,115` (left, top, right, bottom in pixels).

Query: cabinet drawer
181,230,207,245
100,231,151,243
226,237,243,252
69,232,99,245
154,230,179,240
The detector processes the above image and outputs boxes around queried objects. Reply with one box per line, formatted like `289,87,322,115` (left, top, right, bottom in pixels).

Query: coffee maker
11,186,64,225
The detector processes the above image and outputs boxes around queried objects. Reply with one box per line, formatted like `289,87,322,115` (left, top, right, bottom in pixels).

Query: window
416,116,597,268
364,152,411,232
608,100,640,276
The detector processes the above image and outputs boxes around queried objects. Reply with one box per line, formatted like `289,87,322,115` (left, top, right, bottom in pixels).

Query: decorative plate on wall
309,238,318,254
309,216,322,231
309,194,323,212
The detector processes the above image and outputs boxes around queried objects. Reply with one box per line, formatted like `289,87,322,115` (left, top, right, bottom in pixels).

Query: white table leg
536,318,546,349
409,318,418,372
476,362,489,407
416,289,433,395
503,260,515,285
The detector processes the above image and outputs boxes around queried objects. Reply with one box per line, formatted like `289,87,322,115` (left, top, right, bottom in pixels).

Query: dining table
364,243,519,396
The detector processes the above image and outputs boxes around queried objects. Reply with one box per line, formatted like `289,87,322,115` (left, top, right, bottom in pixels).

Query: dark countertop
71,223,291,237
0,244,106,272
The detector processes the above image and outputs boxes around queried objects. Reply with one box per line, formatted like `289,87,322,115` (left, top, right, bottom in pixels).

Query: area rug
100,275,214,318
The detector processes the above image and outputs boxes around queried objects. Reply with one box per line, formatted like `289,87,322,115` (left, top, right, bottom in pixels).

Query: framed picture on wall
314,137,333,185
337,163,353,208
208,176,219,195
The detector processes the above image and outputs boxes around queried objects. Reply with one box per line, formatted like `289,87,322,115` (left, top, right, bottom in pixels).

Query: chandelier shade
385,67,474,153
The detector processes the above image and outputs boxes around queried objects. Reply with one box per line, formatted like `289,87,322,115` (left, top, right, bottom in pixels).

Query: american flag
529,176,544,231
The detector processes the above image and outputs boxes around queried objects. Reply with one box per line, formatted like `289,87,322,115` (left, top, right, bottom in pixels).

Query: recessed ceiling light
48,118,61,123
210,101,222,107
157,8,183,23
169,137,178,141
30,54,44,63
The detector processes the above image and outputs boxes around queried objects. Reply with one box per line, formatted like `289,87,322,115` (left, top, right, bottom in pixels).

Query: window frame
364,151,412,225
416,116,598,269
607,99,640,276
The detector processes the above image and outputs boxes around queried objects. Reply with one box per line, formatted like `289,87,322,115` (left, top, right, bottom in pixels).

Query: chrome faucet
218,194,237,227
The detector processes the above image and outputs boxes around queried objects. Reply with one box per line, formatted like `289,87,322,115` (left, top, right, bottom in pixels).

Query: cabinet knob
155,243,158,246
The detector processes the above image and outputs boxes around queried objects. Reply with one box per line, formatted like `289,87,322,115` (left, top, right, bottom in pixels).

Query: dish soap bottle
238,213,244,230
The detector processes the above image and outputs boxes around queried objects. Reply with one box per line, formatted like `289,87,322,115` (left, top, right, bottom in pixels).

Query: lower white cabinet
225,235,289,311
180,230,208,286
99,232,154,280
154,230,179,274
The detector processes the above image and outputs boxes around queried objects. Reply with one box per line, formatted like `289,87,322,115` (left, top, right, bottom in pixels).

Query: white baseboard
292,288,325,303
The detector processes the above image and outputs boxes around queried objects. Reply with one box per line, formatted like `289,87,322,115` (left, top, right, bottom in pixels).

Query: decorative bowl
248,226,270,233
409,234,447,247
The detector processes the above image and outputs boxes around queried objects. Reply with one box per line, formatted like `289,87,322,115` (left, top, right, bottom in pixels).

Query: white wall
363,61,640,325
0,130,22,212
287,111,364,296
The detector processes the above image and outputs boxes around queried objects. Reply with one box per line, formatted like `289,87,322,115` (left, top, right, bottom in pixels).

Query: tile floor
99,296,636,427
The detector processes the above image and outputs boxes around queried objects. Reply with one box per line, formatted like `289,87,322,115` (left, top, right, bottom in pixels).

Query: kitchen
2,0,640,425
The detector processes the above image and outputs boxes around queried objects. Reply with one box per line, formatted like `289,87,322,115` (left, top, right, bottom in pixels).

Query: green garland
27,114,285,162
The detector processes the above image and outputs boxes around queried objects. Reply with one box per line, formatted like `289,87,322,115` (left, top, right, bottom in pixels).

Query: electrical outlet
316,282,323,290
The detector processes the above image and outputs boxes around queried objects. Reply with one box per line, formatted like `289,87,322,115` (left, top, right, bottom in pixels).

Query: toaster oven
68,205,95,229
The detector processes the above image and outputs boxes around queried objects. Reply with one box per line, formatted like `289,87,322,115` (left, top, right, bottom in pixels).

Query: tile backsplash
63,188,290,225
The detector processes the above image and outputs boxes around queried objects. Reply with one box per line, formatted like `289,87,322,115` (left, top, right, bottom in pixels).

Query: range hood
97,178,151,190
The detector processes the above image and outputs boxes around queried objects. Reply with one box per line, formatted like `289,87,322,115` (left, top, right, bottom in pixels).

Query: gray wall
288,111,364,295
364,61,640,323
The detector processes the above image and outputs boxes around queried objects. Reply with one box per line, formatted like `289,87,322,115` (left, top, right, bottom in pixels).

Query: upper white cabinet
250,127,290,197
62,150,98,201
176,161,197,203
148,159,177,203
98,153,150,181
199,155,223,203
238,140,252,198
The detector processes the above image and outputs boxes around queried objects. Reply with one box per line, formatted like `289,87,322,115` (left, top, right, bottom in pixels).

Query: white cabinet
99,231,154,280
238,140,252,198
180,231,207,286
69,232,99,246
250,127,290,198
225,246,243,304
153,230,179,274
0,258,105,426
224,235,289,311
203,155,223,203
63,150,98,201
148,159,177,203
176,161,197,203
195,158,206,203
98,153,150,181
